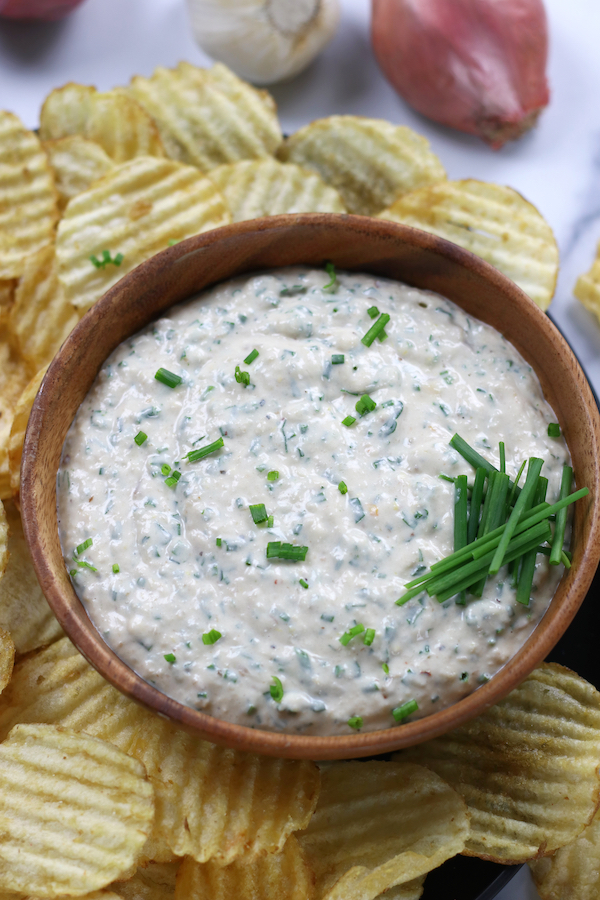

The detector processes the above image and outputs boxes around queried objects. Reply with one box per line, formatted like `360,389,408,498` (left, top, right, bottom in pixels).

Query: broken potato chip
528,805,600,900
399,663,600,864
43,135,115,210
298,760,468,900
40,84,166,163
0,329,33,500
56,155,231,313
278,115,446,216
9,365,47,500
174,835,313,900
210,158,346,221
0,723,155,897
378,178,558,309
0,110,59,280
128,62,282,171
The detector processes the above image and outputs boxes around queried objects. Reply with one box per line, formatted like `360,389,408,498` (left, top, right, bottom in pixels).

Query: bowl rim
20,213,600,759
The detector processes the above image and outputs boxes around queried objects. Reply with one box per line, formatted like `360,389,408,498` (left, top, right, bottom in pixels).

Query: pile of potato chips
0,58,591,899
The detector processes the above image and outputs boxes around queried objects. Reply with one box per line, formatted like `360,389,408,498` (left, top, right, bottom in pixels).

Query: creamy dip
57,268,569,735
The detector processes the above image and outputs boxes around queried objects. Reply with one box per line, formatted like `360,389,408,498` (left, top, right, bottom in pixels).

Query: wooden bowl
20,214,600,759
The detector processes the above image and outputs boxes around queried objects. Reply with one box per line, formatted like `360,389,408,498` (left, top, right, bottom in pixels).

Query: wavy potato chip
112,860,180,900
378,179,558,309
298,761,468,900
528,805,600,900
0,111,59,280
43,135,115,210
0,281,14,328
210,158,346,221
0,723,155,897
0,501,6,581
8,244,81,372
574,241,600,325
56,156,231,312
40,84,165,162
174,835,314,900
278,116,445,216
9,366,47,499
399,663,600,864
0,637,320,866
128,62,282,171
0,501,63,655
0,329,32,500
25,891,122,900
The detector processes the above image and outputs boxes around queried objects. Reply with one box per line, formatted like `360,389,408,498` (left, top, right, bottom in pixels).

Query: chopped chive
347,716,363,730
112,563,120,574
77,560,97,571
168,238,180,246
355,394,377,416
267,470,279,481
249,503,268,524
216,538,222,547
164,471,181,488
548,423,561,437
267,515,274,527
392,699,418,723
382,662,389,675
161,463,171,476
266,542,308,561
361,313,390,347
338,481,348,495
154,368,182,389
113,252,124,266
439,473,455,483
134,431,147,446
499,442,506,474
340,623,365,646
89,250,123,269
489,458,544,575
550,466,573,565
454,475,468,605
367,306,379,318
202,629,222,645
342,416,356,427
467,468,487,544
70,569,78,577
270,676,284,702
323,262,338,292
450,433,495,474
349,497,365,523
508,459,527,508
235,365,250,386
164,653,176,664
376,328,388,342
76,538,93,555
363,628,376,646
332,354,345,364
187,437,224,462
244,349,259,365
299,579,309,589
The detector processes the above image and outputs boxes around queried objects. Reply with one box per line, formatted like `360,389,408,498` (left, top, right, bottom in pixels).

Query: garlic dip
57,268,569,735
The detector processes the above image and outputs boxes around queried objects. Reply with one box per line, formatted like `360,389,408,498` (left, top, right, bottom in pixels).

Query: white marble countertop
1,1,599,896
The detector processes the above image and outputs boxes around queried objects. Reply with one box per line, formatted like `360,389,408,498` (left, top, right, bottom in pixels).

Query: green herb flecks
347,716,363,730
187,437,224,463
392,699,418,723
266,542,308,561
235,365,250,387
355,394,376,417
323,262,338,293
338,481,348,495
90,250,123,269
548,423,561,437
202,629,222,645
244,349,259,365
362,313,390,347
164,653,176,664
134,431,147,446
270,676,284,702
249,503,268,525
332,354,345,365
155,368,182,389
342,415,356,427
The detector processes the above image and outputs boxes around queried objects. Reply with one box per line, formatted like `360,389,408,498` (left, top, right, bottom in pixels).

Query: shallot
371,0,550,148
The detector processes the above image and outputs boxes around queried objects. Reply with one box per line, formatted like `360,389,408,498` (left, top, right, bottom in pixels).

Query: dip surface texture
57,268,569,735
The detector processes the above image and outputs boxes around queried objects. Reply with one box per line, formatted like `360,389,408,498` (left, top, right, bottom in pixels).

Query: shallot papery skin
371,0,550,148
0,0,85,19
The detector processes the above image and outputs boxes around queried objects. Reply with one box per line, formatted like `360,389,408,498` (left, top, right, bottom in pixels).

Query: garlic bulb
186,0,341,85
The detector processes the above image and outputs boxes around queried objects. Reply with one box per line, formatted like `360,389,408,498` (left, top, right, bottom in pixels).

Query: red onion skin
371,0,550,148
0,0,85,20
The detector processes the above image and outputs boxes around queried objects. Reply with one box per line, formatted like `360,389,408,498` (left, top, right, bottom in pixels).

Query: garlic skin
186,0,341,86
371,0,550,149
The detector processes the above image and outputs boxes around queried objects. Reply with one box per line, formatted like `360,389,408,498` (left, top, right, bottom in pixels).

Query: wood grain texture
19,213,600,759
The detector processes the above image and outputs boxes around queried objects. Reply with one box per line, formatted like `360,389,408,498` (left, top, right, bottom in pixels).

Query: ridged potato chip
399,663,600,864
379,179,558,309
44,135,115,210
574,241,600,325
0,637,320,866
0,723,155,897
0,281,14,328
210,158,345,221
9,366,47,499
0,329,32,500
174,836,314,900
112,860,180,900
0,501,6,581
0,501,63,655
40,84,166,163
128,62,282,171
56,156,231,313
9,245,81,371
298,761,468,900
528,805,600,900
278,116,445,216
27,893,122,900
0,111,59,280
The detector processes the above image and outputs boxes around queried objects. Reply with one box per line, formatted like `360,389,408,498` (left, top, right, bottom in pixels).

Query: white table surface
2,1,599,896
